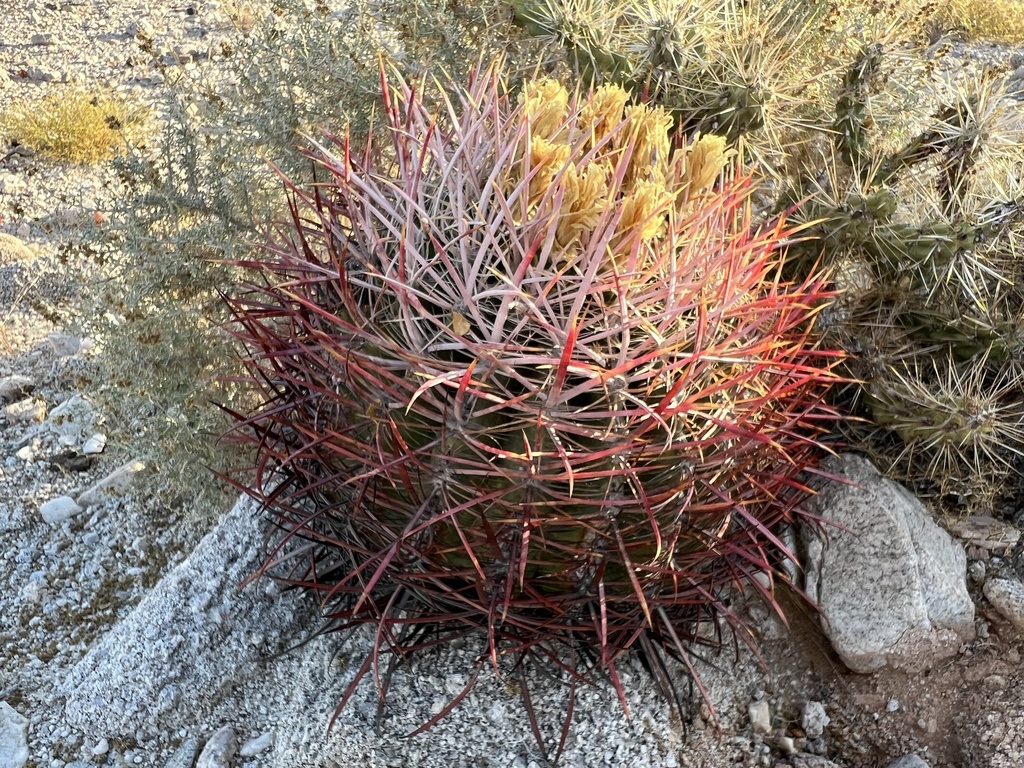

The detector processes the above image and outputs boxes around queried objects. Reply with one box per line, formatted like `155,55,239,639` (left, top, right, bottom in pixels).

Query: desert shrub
221,69,842,756
1,88,146,164
86,0,548,514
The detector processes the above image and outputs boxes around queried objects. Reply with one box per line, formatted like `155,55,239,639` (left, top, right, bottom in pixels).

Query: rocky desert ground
5,2,1024,767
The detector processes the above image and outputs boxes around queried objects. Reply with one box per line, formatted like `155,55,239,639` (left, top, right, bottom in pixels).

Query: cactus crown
509,0,1024,506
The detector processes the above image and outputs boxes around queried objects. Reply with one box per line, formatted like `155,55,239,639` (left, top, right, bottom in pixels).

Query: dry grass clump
221,0,262,32
943,0,1024,43
1,89,146,164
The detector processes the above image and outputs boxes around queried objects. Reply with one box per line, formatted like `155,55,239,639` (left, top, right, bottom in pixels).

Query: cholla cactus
867,354,1024,480
509,0,939,180
793,68,1024,497
221,66,842,753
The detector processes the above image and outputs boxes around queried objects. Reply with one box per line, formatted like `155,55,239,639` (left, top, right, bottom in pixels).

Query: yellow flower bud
526,136,571,204
555,162,609,247
520,78,570,141
612,180,676,261
679,132,733,193
579,84,630,149
618,104,673,189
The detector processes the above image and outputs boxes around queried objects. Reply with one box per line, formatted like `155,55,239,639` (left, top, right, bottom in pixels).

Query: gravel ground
4,3,1024,768
1,3,244,765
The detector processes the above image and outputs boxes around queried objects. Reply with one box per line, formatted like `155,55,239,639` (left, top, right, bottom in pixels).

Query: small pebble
239,731,273,757
777,735,796,755
40,496,83,525
82,433,107,454
4,397,46,423
888,754,931,768
749,700,771,735
801,701,830,739
196,725,236,768
984,674,1007,690
0,374,35,402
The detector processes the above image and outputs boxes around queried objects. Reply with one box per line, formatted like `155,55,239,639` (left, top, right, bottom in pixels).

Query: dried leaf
452,311,471,336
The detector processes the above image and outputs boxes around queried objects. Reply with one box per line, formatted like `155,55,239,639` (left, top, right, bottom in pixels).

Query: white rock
62,497,310,732
47,393,92,423
4,398,46,423
40,496,83,525
0,701,30,768
21,580,45,603
888,754,930,768
0,233,34,266
801,701,829,739
0,375,34,403
196,725,236,768
90,737,110,756
749,700,771,734
76,459,146,507
46,394,95,440
802,455,975,673
82,433,107,454
983,578,1024,633
0,175,28,196
162,739,200,768
48,333,83,357
239,731,273,757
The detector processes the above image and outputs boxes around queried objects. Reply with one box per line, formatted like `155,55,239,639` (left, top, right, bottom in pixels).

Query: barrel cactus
220,65,842,755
